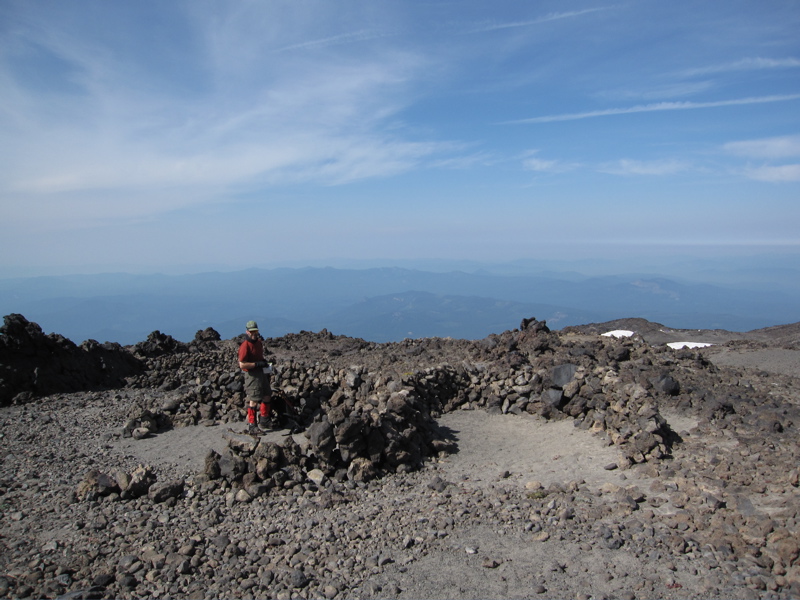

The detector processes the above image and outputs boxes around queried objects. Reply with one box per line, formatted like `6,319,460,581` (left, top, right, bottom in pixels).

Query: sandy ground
111,410,638,489
102,344,794,599
704,346,800,378
111,408,661,599
112,421,296,478
431,411,633,489
369,409,709,600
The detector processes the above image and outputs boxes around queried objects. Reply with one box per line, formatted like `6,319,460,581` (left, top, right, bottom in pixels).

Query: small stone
92,573,114,587
118,574,138,589
364,581,382,596
24,570,43,585
241,578,257,590
288,569,309,588
307,468,326,486
427,475,450,492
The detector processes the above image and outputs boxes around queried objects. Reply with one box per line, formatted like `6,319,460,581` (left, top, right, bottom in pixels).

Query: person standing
238,320,272,435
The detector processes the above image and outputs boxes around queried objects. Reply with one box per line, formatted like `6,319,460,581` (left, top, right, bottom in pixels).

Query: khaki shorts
243,370,270,402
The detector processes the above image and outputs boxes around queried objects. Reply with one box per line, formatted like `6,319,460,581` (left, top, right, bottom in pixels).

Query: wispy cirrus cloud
465,7,614,33
743,164,800,183
0,8,450,218
524,157,561,172
273,29,398,53
430,151,497,170
595,81,715,102
504,94,800,125
596,57,800,108
721,135,800,183
598,159,691,176
723,135,800,159
522,156,578,174
506,94,800,124
682,57,800,77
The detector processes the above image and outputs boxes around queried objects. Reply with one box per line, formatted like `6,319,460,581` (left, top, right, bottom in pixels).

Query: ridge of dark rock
0,313,144,405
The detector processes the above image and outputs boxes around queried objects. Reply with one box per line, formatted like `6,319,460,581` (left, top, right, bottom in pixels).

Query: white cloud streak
721,136,800,183
723,135,800,159
507,94,800,124
525,157,560,172
466,7,614,33
523,157,579,174
273,29,397,53
743,164,800,183
595,81,715,102
598,159,690,176
683,57,800,77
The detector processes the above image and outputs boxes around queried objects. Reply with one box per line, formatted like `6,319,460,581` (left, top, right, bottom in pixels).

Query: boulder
306,419,336,462
347,457,377,483
193,327,221,343
75,470,120,501
120,465,156,498
217,449,247,482
551,364,578,388
132,330,188,358
148,480,184,503
651,373,680,395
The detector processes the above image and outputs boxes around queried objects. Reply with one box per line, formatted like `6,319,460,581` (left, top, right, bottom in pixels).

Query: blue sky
1,0,799,276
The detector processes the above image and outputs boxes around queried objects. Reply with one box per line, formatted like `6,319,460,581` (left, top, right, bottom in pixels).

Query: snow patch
667,341,713,349
601,330,635,338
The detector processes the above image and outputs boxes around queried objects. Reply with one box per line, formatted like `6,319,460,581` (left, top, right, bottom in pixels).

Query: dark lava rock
0,314,144,406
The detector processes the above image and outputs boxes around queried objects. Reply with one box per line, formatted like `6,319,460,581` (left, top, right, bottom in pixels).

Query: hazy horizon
2,243,798,281
2,253,798,346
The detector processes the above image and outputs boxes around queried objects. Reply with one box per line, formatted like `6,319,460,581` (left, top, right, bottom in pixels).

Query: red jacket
238,336,265,372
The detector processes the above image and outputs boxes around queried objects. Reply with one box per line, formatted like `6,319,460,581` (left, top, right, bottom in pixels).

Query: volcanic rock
0,313,143,405
1,314,799,599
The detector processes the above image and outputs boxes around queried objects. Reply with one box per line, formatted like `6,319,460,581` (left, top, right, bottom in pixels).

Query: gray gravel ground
1,340,799,600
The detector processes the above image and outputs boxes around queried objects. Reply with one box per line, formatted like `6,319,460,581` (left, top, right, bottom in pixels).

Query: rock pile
0,314,747,493
1,314,799,599
120,318,682,491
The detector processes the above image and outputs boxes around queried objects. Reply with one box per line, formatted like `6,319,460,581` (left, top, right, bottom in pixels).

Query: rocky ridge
0,314,799,599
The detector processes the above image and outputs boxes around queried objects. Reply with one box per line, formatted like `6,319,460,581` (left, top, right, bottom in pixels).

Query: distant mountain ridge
0,266,798,345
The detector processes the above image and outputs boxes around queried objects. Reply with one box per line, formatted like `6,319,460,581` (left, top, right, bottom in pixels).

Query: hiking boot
246,423,261,436
285,418,303,434
258,416,270,430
